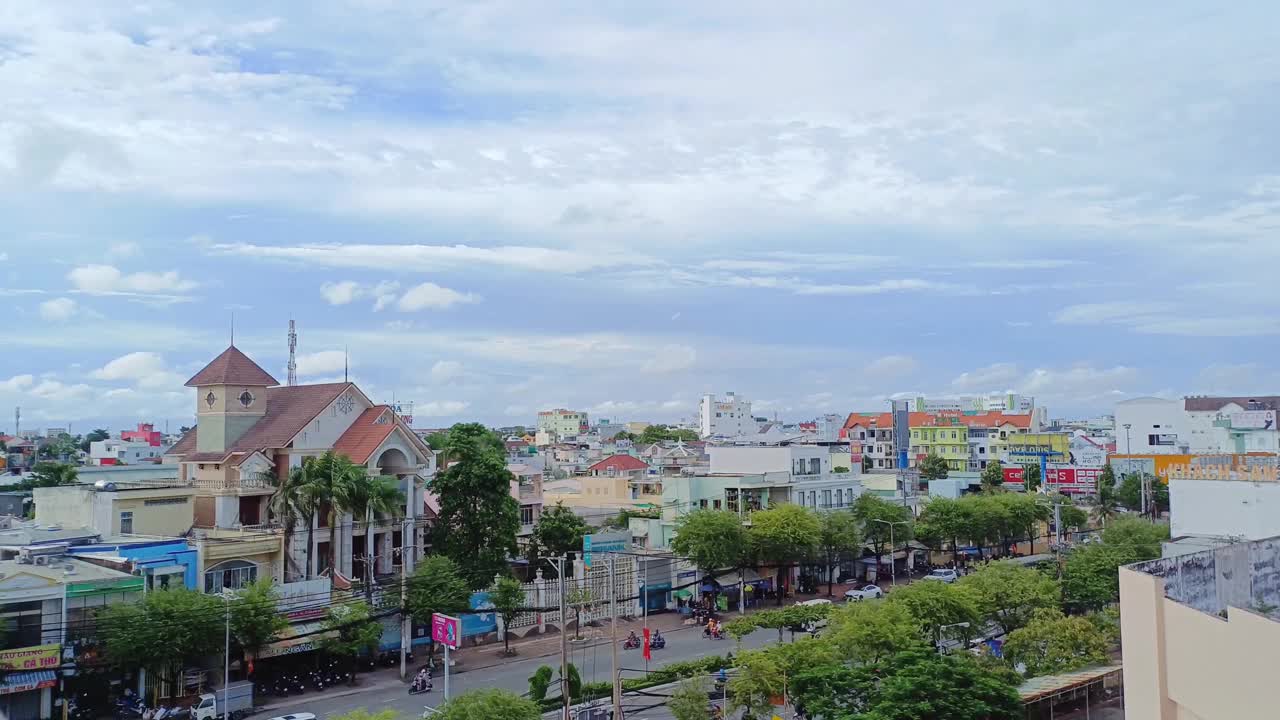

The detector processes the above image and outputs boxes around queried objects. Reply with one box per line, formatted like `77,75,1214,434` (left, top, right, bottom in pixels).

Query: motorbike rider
651,629,664,646
626,630,640,646
413,668,430,692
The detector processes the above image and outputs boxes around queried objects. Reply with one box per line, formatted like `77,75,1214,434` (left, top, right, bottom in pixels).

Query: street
248,623,784,720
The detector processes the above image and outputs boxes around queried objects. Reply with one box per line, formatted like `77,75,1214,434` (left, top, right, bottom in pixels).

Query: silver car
922,568,959,583
843,584,884,601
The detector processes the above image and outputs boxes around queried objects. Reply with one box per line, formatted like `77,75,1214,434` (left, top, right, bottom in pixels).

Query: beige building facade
1120,536,1280,720
33,484,196,537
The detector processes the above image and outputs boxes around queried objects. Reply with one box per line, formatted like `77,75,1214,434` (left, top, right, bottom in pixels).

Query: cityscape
2,4,1275,720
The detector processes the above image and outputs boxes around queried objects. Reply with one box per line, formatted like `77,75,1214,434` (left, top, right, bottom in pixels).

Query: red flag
642,628,651,661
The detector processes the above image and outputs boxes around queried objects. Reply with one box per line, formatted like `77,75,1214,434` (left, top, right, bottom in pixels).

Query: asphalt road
248,624,783,720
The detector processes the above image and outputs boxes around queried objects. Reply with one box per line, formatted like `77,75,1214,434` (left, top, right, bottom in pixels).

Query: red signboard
1002,467,1024,487
1046,465,1100,494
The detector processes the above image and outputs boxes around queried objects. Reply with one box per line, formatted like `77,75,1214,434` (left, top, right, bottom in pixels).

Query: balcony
192,474,273,494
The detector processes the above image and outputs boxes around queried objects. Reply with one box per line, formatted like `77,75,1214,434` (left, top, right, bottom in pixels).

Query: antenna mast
287,319,298,386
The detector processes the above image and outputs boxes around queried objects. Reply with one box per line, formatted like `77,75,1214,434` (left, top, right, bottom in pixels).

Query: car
922,568,959,584
843,584,884,602
268,714,318,720
795,598,833,632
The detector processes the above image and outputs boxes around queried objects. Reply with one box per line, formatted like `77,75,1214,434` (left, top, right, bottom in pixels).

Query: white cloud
951,363,1021,392
1054,302,1280,337
430,360,464,382
415,400,470,416
797,279,961,296
397,283,479,311
969,259,1080,270
320,281,361,305
295,350,348,376
210,242,649,275
38,297,77,322
0,375,35,392
68,265,196,297
372,282,400,312
90,351,185,389
1053,302,1176,325
864,355,919,381
28,379,93,402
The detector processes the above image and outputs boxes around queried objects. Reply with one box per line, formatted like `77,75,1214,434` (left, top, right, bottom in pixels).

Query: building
911,393,1043,426
537,409,589,439
1120,535,1280,720
1116,395,1280,455
506,462,544,535
166,344,433,588
68,536,199,591
847,411,1034,472
1164,461,1280,553
698,392,753,438
120,423,164,446
33,482,197,537
88,438,164,466
542,454,662,514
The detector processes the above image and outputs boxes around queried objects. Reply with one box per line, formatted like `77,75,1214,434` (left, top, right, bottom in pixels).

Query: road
248,623,784,720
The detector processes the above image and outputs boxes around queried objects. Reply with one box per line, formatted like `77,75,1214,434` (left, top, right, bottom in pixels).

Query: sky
3,2,1280,434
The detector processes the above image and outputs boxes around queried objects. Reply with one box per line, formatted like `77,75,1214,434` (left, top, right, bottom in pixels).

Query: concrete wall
1121,562,1280,720
1170,479,1280,540
1116,397,1184,454
709,445,825,475
108,491,195,536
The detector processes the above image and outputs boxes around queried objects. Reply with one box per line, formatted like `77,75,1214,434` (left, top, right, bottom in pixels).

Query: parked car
795,598,833,632
843,584,884,602
922,568,959,584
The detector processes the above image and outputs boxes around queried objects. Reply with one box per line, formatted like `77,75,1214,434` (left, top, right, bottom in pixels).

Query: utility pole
399,516,414,680
557,556,570,720
610,553,622,720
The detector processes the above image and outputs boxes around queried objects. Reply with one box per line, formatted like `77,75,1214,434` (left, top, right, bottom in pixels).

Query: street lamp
221,590,233,720
872,519,910,587
938,621,971,654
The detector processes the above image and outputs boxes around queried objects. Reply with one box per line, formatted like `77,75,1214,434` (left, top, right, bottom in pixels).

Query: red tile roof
843,411,1032,430
185,345,279,387
332,406,398,465
167,428,196,456
168,382,353,459
588,454,649,472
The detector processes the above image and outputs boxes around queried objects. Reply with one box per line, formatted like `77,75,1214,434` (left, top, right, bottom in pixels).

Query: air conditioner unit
34,556,49,566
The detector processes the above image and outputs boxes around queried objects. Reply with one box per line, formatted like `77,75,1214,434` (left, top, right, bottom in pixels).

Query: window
822,490,832,508
809,491,817,506
798,493,806,507
713,499,722,510
120,511,133,534
204,560,258,593
836,489,844,507
520,505,535,526
238,390,255,407
699,499,708,509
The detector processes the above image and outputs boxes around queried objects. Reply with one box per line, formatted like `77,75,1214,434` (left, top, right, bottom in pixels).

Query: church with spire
167,343,434,591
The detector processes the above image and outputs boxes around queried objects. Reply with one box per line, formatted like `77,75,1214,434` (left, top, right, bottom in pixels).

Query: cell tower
287,319,298,386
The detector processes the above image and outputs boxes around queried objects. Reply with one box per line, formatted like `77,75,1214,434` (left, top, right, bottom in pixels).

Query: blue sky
3,2,1280,433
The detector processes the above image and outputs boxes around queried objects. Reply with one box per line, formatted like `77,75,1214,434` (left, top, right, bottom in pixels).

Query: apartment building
698,392,754,438
846,411,1034,472
536,408,589,439
1116,395,1280,455
88,438,165,466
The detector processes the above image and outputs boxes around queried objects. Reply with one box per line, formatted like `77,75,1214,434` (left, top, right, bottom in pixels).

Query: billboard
431,613,461,649
583,530,631,569
892,400,912,468
1045,465,1101,494
0,644,60,671
1227,410,1277,430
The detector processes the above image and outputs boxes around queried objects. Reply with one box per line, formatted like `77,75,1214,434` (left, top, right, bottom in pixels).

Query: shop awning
713,569,762,587
258,622,336,659
0,670,57,695
672,589,693,599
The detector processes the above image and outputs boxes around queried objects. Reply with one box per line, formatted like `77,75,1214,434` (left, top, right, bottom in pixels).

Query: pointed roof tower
185,346,279,388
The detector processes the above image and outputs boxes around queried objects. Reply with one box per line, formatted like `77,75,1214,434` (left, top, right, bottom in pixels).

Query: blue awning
0,670,57,695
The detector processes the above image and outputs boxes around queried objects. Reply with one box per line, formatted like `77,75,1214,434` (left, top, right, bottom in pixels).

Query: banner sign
1002,467,1025,488
583,530,631,569
0,645,60,671
431,613,460,650
1046,465,1101,494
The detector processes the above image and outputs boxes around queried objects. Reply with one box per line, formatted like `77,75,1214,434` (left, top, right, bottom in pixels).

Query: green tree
565,587,596,640
405,556,471,642
1102,516,1169,561
435,689,541,720
338,472,406,599
1023,463,1042,492
99,588,223,688
959,561,1060,635
981,460,1005,493
529,502,590,569
429,423,521,588
1003,608,1111,677
918,452,950,481
818,509,862,596
1055,498,1090,532
887,579,981,649
24,461,79,489
527,665,553,702
1117,472,1169,517
79,428,110,453
833,466,850,473
669,678,712,720
827,600,924,664
1095,464,1120,527
916,496,971,566
749,504,820,605
853,494,914,568
727,648,784,719
791,664,878,720
638,425,699,444
1060,544,1134,613
300,450,367,579
489,576,526,656
320,601,384,672
860,651,1022,720
269,465,309,581
671,509,748,577
229,579,289,660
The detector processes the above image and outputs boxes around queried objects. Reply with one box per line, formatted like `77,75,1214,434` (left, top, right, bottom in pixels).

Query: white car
268,714,317,720
922,568,959,584
796,598,833,632
843,584,884,602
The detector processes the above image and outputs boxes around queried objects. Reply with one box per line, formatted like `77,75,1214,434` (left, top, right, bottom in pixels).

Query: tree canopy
854,494,914,562
1101,516,1168,561
489,576,526,655
428,423,521,587
827,600,924,665
229,579,289,658
887,579,982,649
818,509,862,595
669,678,712,720
434,689,542,720
1003,608,1111,677
859,651,1023,720
99,588,223,682
959,560,1060,635
1116,473,1170,516
529,502,590,564
918,453,950,481
749,504,820,603
671,509,748,575
406,555,471,627
320,600,384,661
980,460,1005,492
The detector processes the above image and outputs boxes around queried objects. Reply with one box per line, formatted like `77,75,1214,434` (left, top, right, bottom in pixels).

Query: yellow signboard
0,644,61,671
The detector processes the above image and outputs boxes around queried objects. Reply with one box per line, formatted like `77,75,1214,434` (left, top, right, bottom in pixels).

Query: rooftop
185,344,280,387
0,556,139,584
1128,534,1280,618
0,525,100,546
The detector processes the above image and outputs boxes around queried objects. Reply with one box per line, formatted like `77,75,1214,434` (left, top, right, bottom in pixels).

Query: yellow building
33,483,196,537
1120,537,1280,720
910,419,970,471
1001,432,1071,465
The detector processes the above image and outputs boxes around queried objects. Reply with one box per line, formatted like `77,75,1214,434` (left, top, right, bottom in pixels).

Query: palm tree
300,451,366,585
270,464,318,581
338,473,406,600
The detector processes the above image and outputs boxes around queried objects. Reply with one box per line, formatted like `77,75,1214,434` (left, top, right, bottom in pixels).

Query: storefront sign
0,645,60,671
431,613,460,649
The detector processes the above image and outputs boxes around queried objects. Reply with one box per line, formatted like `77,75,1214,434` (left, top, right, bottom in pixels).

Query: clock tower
185,345,279,454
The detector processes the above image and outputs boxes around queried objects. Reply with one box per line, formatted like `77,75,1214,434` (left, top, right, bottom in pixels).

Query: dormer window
238,390,255,408
205,391,216,408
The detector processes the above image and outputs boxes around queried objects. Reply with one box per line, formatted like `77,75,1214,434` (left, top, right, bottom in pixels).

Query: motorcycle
408,677,433,695
623,636,641,650
650,635,666,650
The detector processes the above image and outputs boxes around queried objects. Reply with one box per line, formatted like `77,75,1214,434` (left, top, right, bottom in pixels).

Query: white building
536,409,589,439
1116,395,1280,455
89,438,164,466
1114,397,1185,454
707,443,862,509
698,392,753,438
